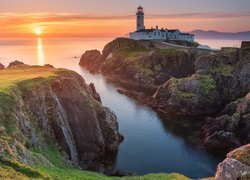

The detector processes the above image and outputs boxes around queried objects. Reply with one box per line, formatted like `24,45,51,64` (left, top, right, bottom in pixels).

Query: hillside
0,62,192,179
0,62,121,178
190,30,250,40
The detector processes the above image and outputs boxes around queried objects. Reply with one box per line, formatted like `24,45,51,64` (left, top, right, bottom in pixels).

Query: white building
129,6,195,42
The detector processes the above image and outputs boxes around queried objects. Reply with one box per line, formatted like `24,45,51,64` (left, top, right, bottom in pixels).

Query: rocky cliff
80,38,250,155
0,63,4,69
152,48,250,116
0,62,122,174
203,92,250,153
80,38,197,94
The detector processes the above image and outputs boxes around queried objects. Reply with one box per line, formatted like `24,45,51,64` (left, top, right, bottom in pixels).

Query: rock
152,47,250,116
110,170,136,177
0,66,122,173
214,144,250,180
0,63,4,69
89,82,101,102
79,50,102,73
227,144,250,166
203,92,250,152
43,64,54,68
215,158,250,180
8,60,28,68
79,38,196,95
241,41,250,48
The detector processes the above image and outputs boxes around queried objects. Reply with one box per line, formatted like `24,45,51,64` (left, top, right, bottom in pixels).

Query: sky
0,0,250,38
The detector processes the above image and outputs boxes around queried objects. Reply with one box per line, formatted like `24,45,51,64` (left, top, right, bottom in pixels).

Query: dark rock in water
110,170,136,177
202,92,250,153
79,50,102,73
214,144,250,180
43,64,54,68
8,60,28,68
0,63,4,69
89,82,101,103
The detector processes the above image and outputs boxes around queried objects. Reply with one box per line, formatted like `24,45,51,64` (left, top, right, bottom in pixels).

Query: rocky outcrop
8,60,28,68
0,63,4,69
214,144,250,180
79,50,102,73
203,92,250,153
152,47,250,116
80,38,196,95
0,65,122,173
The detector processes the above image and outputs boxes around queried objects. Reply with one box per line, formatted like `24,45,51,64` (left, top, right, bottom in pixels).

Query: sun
34,27,42,35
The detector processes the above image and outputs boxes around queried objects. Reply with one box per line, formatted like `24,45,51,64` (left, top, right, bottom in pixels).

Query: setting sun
34,27,42,35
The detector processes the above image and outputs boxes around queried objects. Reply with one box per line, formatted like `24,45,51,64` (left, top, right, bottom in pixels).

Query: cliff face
0,63,4,69
203,92,250,153
0,65,122,173
151,47,250,152
152,48,250,116
79,38,196,94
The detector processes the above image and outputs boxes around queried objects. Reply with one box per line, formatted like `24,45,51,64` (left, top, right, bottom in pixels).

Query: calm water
0,38,235,179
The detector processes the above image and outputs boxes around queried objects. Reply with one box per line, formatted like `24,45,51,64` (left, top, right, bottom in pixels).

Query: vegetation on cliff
0,63,190,179
80,38,250,156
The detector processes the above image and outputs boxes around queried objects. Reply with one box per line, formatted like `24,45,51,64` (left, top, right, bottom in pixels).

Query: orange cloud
0,12,249,38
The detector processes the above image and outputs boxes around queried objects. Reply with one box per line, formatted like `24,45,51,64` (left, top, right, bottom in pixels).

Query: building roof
168,29,179,33
136,29,154,33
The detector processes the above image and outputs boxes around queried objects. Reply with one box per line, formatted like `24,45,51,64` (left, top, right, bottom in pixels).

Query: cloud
0,12,249,37
1,12,250,24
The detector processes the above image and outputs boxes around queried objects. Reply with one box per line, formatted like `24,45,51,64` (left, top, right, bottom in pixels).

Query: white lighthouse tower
136,6,145,31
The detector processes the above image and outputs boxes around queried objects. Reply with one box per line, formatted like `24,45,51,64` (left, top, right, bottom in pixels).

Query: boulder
0,63,4,70
8,60,28,68
215,144,250,180
79,50,102,73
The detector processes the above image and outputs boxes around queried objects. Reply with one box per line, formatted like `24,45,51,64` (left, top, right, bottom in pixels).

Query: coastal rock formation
80,38,196,94
0,63,4,69
7,60,28,68
203,92,250,153
79,50,102,73
79,38,250,155
214,144,250,180
152,47,250,116
0,64,122,173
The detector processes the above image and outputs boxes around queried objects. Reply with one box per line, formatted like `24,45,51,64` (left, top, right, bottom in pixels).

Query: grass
0,66,69,136
197,74,216,95
0,156,50,179
210,65,233,77
168,74,216,99
0,67,57,137
155,49,186,57
0,66,58,94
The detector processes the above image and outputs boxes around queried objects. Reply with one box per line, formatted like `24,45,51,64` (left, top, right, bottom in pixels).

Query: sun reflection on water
37,38,44,65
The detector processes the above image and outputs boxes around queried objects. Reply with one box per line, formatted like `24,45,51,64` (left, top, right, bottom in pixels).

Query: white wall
130,30,194,42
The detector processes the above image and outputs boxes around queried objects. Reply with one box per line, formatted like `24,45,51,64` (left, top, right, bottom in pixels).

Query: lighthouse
136,6,145,31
